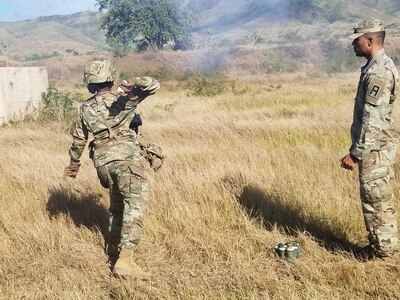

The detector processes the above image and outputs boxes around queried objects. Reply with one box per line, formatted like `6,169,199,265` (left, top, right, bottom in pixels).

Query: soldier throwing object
341,20,399,258
64,59,160,277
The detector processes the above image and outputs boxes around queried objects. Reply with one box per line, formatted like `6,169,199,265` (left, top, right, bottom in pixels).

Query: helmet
83,59,116,84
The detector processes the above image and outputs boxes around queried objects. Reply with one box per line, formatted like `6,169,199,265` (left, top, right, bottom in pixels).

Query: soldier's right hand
340,154,358,171
64,161,81,178
118,78,137,95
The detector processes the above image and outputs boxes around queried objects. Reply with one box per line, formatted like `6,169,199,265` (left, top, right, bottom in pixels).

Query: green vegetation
262,49,298,73
38,87,84,123
107,38,133,57
65,49,79,56
1,87,83,127
21,51,60,61
321,39,360,73
119,68,249,97
98,0,194,52
189,75,226,96
119,67,176,82
241,30,265,46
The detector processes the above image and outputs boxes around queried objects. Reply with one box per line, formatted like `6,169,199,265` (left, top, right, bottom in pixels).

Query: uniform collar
95,91,117,108
361,48,385,74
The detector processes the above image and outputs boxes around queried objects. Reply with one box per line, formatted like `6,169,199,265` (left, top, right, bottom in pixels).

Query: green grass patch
23,51,60,61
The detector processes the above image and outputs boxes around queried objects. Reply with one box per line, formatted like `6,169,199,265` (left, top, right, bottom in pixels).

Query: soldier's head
84,58,116,94
349,19,385,59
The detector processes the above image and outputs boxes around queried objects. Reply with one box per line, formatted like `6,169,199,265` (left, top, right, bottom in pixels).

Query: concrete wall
0,67,48,123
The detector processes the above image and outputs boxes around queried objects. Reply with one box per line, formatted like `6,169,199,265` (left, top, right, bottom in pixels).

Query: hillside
0,0,399,84
190,0,400,40
0,0,399,62
189,0,400,26
0,12,108,61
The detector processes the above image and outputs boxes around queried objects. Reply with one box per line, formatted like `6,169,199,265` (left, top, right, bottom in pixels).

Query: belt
91,135,137,150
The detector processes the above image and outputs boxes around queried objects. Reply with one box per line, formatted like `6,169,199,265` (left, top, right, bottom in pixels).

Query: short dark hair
87,81,114,94
95,81,114,89
367,31,385,45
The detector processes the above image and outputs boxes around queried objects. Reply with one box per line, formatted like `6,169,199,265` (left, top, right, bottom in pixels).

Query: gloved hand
117,78,137,95
64,161,81,178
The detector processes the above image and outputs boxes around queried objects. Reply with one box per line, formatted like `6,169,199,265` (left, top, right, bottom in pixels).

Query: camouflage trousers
96,160,149,254
359,144,399,255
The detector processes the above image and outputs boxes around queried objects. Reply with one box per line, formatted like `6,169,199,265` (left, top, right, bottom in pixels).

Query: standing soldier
341,20,399,258
64,58,161,277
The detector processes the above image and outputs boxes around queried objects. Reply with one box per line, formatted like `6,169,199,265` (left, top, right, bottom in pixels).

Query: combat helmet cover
349,19,385,40
84,59,116,84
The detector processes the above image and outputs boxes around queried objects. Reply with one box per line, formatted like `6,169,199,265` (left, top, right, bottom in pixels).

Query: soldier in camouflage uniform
64,59,160,277
341,20,399,258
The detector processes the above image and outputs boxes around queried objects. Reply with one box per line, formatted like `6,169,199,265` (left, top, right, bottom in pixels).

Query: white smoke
188,0,288,29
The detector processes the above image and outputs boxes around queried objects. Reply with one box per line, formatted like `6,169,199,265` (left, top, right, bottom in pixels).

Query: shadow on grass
46,186,109,244
236,184,363,255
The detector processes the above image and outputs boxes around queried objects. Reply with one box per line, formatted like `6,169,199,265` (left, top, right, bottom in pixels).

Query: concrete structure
0,67,48,123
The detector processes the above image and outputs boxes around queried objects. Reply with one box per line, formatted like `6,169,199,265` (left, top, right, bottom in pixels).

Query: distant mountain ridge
0,1,399,61
0,11,107,60
190,0,400,29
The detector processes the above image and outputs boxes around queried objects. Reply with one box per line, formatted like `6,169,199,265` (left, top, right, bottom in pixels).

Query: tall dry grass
1,72,400,299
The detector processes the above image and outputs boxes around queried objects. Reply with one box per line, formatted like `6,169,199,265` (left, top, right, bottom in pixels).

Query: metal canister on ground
285,243,297,261
274,241,301,261
275,243,287,258
293,241,301,258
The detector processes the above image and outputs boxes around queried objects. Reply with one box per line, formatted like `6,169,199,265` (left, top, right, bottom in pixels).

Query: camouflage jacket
350,49,399,160
69,76,160,167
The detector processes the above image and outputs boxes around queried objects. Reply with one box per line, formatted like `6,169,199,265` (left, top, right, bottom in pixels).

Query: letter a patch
366,76,385,105
369,85,380,97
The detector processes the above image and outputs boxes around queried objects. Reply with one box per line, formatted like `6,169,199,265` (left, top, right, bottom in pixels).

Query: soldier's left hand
340,154,358,171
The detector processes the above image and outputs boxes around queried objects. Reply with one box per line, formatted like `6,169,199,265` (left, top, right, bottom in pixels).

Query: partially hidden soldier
341,20,400,259
64,58,161,278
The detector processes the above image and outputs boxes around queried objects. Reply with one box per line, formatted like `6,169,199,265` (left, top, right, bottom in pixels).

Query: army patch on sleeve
366,76,386,105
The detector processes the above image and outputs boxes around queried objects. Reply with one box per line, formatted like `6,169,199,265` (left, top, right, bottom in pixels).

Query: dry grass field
2,72,400,299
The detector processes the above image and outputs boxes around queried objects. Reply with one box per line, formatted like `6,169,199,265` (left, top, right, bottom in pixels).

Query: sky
0,0,98,22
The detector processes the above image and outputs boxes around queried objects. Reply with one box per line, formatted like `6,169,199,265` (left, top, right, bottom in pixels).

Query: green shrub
190,75,225,97
120,67,176,82
262,49,298,73
2,87,84,127
65,49,79,56
38,87,84,123
241,30,265,46
119,67,232,96
24,51,60,61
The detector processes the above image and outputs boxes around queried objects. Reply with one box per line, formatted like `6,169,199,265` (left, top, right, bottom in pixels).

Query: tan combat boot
113,249,150,280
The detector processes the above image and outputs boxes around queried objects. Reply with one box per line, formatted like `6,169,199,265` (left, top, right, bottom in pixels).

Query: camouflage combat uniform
350,49,399,255
69,76,160,252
